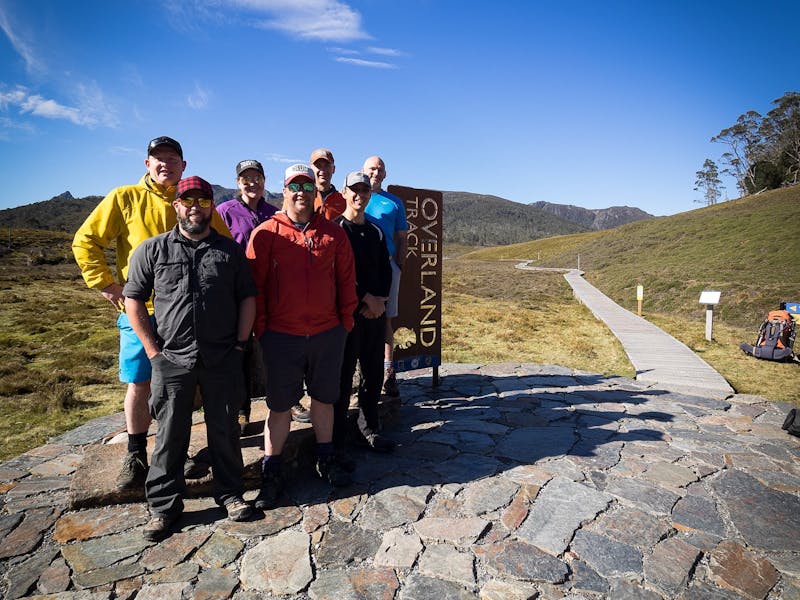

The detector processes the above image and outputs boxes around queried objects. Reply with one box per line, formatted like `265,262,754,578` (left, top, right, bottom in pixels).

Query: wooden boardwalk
516,262,734,396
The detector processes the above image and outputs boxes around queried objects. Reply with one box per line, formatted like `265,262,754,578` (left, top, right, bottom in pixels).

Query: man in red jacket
247,164,358,508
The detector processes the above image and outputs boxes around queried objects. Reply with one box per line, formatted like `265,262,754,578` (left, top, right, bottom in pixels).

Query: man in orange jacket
246,164,358,508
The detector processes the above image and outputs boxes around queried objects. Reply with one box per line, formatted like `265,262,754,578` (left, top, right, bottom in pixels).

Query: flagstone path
1,363,799,599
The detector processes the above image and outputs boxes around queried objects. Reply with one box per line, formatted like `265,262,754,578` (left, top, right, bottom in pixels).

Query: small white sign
699,291,721,305
636,285,643,301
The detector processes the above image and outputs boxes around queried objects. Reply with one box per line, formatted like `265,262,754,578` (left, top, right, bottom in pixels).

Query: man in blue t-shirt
362,156,408,397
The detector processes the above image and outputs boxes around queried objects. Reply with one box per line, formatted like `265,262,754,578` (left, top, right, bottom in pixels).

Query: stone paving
2,362,800,599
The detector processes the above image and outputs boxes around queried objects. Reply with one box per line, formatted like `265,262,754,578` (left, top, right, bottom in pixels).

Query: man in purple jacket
217,159,277,433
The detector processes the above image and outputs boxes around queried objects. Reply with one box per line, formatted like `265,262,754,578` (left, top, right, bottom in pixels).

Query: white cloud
0,115,36,140
328,46,359,55
263,152,301,164
0,85,118,129
75,82,119,128
367,46,406,57
170,0,370,42
0,6,45,74
335,57,396,69
187,82,211,110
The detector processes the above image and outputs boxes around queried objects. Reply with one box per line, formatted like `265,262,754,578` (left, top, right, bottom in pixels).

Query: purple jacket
217,197,278,249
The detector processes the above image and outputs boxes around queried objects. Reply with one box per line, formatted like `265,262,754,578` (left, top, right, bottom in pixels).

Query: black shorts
259,325,347,412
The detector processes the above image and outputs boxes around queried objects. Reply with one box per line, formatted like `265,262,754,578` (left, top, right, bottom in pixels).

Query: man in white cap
246,164,358,508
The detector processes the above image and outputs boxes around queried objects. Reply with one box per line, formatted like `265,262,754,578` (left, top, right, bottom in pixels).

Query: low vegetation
465,186,800,404
442,260,633,376
0,230,120,459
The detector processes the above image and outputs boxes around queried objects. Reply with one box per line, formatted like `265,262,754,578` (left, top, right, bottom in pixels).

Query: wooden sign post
387,185,443,386
636,285,644,316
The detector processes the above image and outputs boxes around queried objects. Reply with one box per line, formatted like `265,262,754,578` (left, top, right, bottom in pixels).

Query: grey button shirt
124,226,257,369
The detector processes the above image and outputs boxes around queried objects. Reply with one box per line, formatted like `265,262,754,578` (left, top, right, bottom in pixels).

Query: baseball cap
344,171,371,189
310,148,334,164
236,159,264,177
284,164,315,185
176,176,213,200
147,136,183,158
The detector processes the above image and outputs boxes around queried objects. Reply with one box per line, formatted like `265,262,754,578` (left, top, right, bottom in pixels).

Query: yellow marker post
636,285,643,316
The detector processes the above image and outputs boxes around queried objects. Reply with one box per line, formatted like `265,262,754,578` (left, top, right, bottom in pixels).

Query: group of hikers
71,136,409,541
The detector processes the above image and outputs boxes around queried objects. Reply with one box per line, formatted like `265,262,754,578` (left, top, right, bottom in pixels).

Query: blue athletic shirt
364,190,408,258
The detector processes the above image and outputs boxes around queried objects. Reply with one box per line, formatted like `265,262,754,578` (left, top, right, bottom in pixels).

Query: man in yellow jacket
72,136,231,490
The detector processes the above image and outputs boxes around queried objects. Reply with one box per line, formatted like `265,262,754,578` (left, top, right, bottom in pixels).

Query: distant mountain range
0,188,652,247
441,191,652,246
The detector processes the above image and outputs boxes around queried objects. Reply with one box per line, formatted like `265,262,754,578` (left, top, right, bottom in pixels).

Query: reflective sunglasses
286,182,316,193
178,197,213,208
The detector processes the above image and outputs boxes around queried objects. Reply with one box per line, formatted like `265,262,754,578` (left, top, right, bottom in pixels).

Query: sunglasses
286,182,316,193
178,197,213,208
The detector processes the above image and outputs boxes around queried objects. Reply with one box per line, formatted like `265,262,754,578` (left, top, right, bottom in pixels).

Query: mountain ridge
0,188,653,246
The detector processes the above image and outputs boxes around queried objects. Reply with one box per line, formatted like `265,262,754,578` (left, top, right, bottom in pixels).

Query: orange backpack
740,309,796,361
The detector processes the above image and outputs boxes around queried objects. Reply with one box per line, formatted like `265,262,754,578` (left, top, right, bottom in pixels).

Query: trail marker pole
699,291,721,341
636,285,643,316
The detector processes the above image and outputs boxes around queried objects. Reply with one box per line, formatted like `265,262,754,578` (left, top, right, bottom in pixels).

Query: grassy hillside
442,191,588,246
464,187,800,403
465,186,800,329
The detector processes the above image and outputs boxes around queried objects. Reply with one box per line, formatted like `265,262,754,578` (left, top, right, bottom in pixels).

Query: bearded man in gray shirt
124,176,256,542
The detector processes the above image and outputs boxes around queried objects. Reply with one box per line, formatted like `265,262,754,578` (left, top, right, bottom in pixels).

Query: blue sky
0,1,797,216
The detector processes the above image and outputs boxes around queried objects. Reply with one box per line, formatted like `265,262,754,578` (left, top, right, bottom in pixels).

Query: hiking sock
127,432,147,455
316,441,335,459
261,454,282,472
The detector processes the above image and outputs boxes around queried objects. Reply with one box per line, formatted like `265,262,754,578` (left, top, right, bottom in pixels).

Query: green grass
0,230,122,460
464,186,800,328
442,260,633,376
464,186,800,404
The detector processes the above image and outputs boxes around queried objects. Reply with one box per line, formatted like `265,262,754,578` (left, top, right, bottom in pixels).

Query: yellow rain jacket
72,174,232,313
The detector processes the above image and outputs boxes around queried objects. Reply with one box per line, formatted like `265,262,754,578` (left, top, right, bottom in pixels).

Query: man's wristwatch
234,340,248,351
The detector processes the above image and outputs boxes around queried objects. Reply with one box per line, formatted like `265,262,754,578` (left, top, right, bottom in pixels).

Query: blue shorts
117,312,154,384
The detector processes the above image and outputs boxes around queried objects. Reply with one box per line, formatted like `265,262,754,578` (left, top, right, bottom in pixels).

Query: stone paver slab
240,529,312,595
708,540,779,599
473,538,568,583
517,476,612,555
712,469,800,551
418,544,475,586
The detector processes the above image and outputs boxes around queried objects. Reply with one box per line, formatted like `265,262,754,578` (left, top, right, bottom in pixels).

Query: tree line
695,91,799,206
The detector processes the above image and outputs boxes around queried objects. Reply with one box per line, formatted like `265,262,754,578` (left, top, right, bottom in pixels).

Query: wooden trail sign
387,185,443,383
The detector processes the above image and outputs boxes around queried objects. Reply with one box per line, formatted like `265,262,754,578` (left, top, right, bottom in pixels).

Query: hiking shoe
316,455,352,487
382,367,400,397
225,498,253,522
361,433,396,453
116,451,148,490
183,455,209,480
291,403,311,423
238,412,250,437
142,513,178,542
254,467,284,510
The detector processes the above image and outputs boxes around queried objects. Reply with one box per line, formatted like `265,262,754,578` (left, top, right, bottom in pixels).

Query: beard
178,213,212,235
